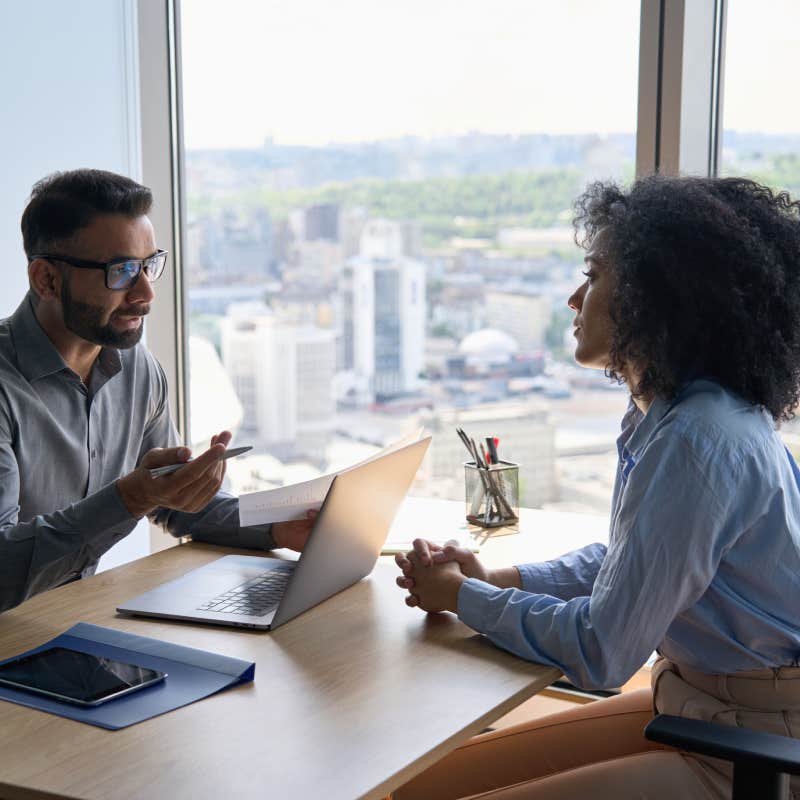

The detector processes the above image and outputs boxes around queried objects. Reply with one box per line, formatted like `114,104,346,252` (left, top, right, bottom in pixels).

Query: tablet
0,646,167,707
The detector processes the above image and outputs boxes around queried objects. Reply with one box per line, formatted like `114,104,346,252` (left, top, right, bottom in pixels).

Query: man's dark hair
21,169,152,258
573,175,800,421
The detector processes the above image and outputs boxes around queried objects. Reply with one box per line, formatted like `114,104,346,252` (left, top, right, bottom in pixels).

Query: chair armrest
645,715,800,776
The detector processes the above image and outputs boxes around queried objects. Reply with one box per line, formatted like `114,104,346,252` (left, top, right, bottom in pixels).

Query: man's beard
60,277,147,349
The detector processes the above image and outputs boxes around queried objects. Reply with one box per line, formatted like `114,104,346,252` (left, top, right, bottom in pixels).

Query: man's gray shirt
0,294,274,611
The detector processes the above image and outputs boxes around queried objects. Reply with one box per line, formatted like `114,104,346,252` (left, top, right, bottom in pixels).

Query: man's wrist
271,523,281,548
116,473,154,519
263,523,276,550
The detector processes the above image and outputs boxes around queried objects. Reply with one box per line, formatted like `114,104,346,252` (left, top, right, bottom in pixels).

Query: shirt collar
619,397,642,440
92,347,123,388
621,380,722,456
9,294,69,382
623,393,673,457
9,293,123,384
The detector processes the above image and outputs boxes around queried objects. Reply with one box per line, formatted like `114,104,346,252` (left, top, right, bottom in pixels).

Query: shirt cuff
87,482,141,534
69,483,141,559
189,522,276,551
234,523,275,551
457,577,504,633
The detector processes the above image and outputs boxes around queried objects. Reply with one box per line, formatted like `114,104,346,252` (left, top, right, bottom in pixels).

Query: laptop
117,436,431,630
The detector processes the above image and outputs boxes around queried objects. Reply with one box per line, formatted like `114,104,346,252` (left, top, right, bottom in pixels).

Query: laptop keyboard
197,564,294,617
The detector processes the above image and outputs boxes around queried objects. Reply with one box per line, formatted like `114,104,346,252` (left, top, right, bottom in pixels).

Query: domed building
458,328,520,374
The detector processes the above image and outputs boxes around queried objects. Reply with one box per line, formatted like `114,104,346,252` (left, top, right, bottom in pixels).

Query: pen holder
464,461,519,528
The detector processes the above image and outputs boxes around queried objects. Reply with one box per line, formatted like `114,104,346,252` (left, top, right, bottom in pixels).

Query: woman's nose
568,284,584,311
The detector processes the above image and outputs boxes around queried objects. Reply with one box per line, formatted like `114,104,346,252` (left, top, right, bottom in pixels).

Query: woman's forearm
487,566,522,589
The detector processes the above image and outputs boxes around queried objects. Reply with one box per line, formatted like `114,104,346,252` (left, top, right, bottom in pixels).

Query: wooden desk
389,496,609,570
0,497,611,800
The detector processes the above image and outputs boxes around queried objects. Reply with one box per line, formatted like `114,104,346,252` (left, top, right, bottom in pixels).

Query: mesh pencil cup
464,461,519,528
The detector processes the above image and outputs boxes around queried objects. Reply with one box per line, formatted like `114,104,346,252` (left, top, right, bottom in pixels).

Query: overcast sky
179,0,800,150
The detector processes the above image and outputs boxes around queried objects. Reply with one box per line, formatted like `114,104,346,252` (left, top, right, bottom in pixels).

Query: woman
395,176,800,799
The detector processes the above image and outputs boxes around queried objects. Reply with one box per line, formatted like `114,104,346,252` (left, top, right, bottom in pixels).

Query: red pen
486,437,499,465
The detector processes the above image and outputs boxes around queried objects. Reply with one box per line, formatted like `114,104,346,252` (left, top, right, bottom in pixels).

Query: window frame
138,0,190,439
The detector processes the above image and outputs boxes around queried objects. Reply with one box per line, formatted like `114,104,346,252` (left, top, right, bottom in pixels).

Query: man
0,168,313,612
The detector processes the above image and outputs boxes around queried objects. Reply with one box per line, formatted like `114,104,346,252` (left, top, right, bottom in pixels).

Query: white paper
238,430,425,527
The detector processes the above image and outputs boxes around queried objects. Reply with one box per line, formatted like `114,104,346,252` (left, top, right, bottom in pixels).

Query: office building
304,203,340,242
284,238,344,287
190,210,274,285
339,206,369,258
418,401,557,508
220,305,335,458
485,290,552,352
337,219,426,403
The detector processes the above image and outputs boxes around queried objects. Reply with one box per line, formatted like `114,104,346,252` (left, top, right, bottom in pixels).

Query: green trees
190,168,585,248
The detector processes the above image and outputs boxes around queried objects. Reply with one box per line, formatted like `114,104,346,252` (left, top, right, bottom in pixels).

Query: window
720,0,800,196
179,0,640,513
720,0,800,451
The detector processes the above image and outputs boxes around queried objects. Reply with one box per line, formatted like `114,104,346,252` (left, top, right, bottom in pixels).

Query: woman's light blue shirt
457,380,800,689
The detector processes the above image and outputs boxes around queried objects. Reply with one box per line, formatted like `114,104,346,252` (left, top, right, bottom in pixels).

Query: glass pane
721,0,800,451
180,0,640,514
720,0,800,195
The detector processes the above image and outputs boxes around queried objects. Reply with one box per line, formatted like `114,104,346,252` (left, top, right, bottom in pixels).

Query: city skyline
180,0,800,515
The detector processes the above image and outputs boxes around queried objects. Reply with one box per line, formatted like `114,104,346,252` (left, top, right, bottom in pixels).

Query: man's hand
272,510,317,552
116,431,233,519
400,553,465,614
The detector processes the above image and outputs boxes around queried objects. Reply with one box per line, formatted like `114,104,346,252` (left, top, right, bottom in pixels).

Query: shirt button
91,450,97,459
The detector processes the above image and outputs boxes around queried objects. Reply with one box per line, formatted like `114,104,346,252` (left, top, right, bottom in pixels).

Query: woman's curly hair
573,175,800,421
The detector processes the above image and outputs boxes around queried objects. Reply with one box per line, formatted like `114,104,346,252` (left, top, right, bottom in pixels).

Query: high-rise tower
337,219,426,403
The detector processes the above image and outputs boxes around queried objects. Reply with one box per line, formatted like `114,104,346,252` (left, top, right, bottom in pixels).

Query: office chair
645,714,800,800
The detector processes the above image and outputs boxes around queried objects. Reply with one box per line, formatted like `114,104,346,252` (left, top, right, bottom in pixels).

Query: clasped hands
116,430,314,551
395,539,493,614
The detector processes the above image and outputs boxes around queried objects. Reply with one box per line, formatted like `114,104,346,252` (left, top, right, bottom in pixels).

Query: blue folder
0,622,255,730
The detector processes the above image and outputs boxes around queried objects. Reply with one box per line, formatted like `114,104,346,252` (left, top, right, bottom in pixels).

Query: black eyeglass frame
29,250,168,290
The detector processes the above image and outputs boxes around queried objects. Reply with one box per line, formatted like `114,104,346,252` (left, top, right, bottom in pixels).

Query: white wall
0,0,141,318
0,0,148,570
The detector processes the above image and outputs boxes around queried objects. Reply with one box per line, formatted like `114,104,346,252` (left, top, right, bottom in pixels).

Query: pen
149,445,253,478
456,428,516,522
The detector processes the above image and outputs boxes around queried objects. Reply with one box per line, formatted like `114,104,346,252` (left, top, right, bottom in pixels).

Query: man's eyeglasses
30,250,168,291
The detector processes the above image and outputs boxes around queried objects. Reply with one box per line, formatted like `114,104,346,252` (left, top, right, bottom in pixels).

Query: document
239,430,424,526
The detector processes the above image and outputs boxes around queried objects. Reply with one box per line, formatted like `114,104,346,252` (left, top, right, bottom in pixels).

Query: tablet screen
0,646,165,705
